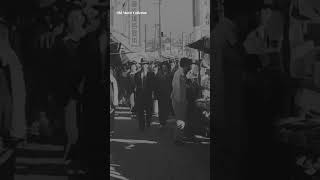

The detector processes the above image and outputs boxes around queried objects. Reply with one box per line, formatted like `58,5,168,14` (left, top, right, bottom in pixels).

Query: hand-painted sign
130,0,140,46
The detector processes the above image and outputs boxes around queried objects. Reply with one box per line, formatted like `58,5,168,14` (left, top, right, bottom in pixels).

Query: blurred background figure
0,54,12,138
119,65,130,106
128,61,137,116
171,58,192,145
110,65,118,135
0,17,26,141
153,61,159,118
156,62,172,127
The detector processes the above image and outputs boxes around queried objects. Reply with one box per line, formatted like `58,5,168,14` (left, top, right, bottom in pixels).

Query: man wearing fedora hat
134,58,156,131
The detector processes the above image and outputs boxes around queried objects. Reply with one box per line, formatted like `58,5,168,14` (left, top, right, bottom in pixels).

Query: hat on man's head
179,58,193,68
154,60,161,66
128,61,137,65
140,58,149,64
160,61,169,67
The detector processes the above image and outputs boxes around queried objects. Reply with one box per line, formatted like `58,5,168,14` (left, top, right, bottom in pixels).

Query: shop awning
109,37,122,67
111,30,137,53
186,36,210,54
110,30,149,65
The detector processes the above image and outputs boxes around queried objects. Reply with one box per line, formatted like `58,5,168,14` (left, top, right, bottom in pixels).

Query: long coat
134,70,155,109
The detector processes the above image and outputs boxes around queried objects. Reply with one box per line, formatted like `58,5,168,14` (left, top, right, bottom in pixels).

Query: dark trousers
158,95,170,125
70,84,107,173
185,105,202,137
136,100,152,130
169,98,175,116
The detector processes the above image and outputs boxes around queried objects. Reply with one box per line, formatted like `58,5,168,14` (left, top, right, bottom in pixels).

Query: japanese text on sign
130,0,140,46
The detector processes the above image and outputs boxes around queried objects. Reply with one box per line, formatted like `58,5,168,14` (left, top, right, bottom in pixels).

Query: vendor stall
184,35,211,138
186,35,210,85
252,0,320,179
187,36,210,54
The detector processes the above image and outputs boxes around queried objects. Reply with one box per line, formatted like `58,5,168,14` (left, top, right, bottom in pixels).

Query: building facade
192,0,210,39
192,0,210,60
110,0,142,51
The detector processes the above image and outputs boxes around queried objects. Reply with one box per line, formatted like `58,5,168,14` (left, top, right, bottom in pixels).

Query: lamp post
158,0,162,58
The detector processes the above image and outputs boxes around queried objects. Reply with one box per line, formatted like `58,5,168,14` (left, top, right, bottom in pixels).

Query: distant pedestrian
110,66,119,135
169,60,177,116
156,62,171,127
152,61,160,117
128,62,137,115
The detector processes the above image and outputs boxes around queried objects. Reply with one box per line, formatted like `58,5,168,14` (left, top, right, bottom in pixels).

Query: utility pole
170,32,171,54
158,0,162,58
145,24,147,52
154,24,156,51
182,32,184,56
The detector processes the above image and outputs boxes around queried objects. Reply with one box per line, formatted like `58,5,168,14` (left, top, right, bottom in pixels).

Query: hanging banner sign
130,0,140,47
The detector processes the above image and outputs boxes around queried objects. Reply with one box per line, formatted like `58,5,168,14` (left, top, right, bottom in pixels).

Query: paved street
10,106,210,180
110,106,210,180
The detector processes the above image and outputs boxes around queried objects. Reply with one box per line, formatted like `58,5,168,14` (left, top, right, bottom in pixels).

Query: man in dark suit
134,59,155,131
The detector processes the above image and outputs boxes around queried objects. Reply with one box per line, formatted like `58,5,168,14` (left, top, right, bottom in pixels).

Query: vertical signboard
130,0,140,47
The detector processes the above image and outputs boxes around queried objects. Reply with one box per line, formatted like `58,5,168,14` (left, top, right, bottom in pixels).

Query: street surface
110,106,210,180
12,106,210,180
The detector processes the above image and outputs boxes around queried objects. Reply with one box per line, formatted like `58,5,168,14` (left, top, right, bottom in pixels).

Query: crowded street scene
5,0,320,179
110,0,210,179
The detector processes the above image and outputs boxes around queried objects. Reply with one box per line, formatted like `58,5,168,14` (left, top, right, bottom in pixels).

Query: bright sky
140,0,193,37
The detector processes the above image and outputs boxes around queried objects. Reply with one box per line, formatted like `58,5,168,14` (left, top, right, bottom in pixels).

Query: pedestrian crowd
110,57,210,145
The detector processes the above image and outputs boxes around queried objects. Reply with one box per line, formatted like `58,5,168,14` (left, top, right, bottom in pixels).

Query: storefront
214,0,320,179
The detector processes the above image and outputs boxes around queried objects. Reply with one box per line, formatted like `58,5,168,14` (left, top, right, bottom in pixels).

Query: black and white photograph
109,0,211,179
5,0,320,179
